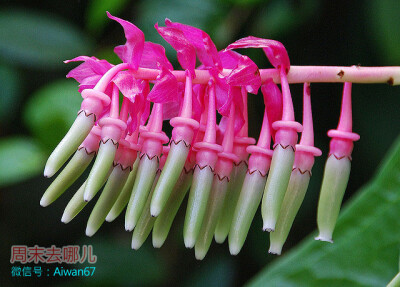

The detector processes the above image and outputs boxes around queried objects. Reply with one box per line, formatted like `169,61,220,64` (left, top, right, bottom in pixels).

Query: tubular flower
40,12,381,260
316,82,360,243
228,80,278,255
269,83,322,255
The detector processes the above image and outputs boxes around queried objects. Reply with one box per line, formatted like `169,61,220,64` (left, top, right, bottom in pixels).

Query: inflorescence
41,12,365,259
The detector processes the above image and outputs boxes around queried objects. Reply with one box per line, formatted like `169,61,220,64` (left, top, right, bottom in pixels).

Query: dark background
1,0,400,286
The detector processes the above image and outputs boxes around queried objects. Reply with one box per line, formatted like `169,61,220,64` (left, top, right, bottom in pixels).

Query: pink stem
257,108,272,149
203,79,217,143
221,103,236,152
239,87,249,137
94,63,129,91
280,67,295,121
180,70,193,118
148,103,163,133
110,84,120,119
299,83,314,146
124,66,400,85
119,97,129,122
337,82,353,132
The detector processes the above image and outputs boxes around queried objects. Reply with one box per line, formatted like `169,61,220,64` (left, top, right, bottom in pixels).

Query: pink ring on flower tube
327,129,360,142
99,117,127,142
234,136,256,146
272,120,303,132
81,89,111,106
218,151,240,164
170,117,200,130
193,142,223,153
91,126,102,137
140,131,170,144
247,145,274,157
295,144,322,157
99,117,127,131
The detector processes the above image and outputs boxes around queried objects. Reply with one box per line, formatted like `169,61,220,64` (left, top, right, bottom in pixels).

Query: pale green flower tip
105,212,117,223
315,232,334,243
262,219,276,233
194,246,208,260
184,234,196,249
85,225,97,237
150,204,162,218
83,188,95,202
228,241,242,256
39,196,50,207
125,220,135,232
152,235,165,249
268,242,283,255
61,211,72,224
214,233,227,244
131,237,144,250
43,165,56,178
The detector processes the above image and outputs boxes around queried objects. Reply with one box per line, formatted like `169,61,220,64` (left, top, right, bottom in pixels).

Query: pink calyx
294,83,322,171
327,82,360,159
79,125,102,154
193,79,223,169
170,70,200,145
140,103,169,158
272,68,302,148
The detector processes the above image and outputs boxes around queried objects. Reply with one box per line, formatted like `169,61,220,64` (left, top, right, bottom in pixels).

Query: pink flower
41,13,370,259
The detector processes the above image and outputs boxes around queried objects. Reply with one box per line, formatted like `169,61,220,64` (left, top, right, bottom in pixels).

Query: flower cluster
41,12,359,259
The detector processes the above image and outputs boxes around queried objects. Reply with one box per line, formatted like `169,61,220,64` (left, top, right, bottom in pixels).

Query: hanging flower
39,12,371,261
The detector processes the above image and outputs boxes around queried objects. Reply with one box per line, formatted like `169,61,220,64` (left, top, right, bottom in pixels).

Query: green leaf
367,0,400,65
24,80,83,151
248,135,400,287
0,64,21,121
0,137,46,187
86,0,130,35
0,9,93,69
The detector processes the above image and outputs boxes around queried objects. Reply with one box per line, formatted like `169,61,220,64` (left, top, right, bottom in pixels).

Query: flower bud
152,168,193,248
105,157,139,222
40,148,94,207
61,167,113,224
86,165,131,237
44,111,95,178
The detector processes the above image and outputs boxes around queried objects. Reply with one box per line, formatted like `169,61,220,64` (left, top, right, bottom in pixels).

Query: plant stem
123,65,400,85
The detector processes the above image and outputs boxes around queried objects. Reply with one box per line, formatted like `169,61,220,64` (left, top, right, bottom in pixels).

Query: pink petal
261,79,283,141
155,23,196,76
65,56,113,92
147,66,179,103
219,50,242,69
226,55,261,94
226,36,290,72
140,42,173,70
163,101,181,120
112,71,147,104
107,12,145,70
165,19,222,69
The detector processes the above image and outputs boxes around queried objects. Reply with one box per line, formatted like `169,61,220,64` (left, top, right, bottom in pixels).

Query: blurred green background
1,0,400,286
